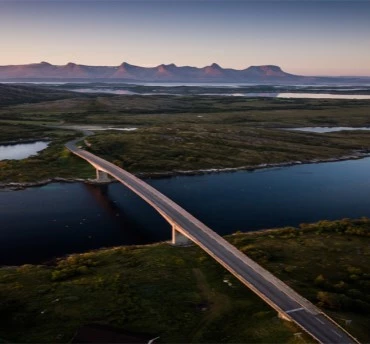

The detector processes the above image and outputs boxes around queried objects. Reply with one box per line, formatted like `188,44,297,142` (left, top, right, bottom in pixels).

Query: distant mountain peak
29,61,52,67
250,64,281,69
120,62,134,67
261,65,282,71
157,63,176,68
118,62,132,70
156,64,173,75
210,62,222,69
244,65,289,77
203,63,224,76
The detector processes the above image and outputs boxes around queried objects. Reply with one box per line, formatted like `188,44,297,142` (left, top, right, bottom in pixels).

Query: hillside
0,83,86,106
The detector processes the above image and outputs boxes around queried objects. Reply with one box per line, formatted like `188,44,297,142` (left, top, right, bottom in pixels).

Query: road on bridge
66,137,359,344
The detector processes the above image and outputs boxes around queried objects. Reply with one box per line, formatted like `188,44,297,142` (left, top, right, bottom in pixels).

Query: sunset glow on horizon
1,0,369,76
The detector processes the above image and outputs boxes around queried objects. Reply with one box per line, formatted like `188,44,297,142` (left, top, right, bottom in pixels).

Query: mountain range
0,62,368,84
0,62,306,82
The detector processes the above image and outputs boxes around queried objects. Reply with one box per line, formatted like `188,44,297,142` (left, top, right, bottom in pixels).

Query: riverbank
0,219,368,343
2,149,369,190
0,137,51,145
0,177,111,191
136,149,370,178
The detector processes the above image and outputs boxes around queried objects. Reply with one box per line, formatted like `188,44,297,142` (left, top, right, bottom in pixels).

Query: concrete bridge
66,137,359,344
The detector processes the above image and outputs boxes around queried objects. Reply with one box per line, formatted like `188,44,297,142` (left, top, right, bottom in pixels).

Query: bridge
66,136,359,344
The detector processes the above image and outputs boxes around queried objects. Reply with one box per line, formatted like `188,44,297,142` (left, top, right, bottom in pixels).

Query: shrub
347,266,362,275
314,274,327,287
317,291,341,309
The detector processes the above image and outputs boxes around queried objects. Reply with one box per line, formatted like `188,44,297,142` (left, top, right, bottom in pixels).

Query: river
1,157,370,265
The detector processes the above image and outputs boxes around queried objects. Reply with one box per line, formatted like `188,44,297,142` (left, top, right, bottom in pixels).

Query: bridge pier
172,225,191,246
96,169,110,183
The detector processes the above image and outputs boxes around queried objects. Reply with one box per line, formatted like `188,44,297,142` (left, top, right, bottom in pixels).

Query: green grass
0,122,53,143
85,125,370,174
2,95,370,127
0,219,369,343
1,96,370,182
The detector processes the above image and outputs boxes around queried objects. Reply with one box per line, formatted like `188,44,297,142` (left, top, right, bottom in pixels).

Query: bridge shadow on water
0,182,171,266
82,183,171,245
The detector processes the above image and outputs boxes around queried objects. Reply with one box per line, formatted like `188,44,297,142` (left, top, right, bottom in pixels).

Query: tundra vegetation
0,219,369,343
0,86,370,182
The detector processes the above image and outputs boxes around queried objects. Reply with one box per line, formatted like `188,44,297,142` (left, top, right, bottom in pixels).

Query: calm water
207,93,370,99
69,89,370,99
276,93,370,99
288,127,370,133
1,157,370,265
59,83,370,99
0,141,49,160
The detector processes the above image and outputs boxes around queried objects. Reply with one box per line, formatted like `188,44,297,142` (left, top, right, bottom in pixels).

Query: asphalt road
66,139,359,344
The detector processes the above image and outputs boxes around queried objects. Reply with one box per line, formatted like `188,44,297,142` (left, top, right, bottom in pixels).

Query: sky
1,0,369,76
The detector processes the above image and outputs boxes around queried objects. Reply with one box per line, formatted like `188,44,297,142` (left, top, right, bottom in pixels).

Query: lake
1,157,370,265
56,82,370,99
287,127,370,133
0,141,49,160
69,89,370,99
276,93,370,100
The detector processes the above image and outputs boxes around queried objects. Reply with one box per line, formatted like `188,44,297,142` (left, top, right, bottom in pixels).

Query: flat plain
1,88,370,182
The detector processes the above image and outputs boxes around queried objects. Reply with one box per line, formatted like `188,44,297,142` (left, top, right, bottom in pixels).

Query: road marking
331,329,342,338
286,307,305,314
315,318,325,324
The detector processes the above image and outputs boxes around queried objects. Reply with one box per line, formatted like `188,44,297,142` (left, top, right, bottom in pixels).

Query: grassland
0,84,87,107
1,94,370,182
0,218,369,343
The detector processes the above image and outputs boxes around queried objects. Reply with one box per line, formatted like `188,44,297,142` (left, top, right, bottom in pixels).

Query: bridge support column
172,225,191,246
96,169,110,183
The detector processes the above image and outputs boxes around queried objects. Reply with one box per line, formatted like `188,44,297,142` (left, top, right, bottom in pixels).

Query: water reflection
0,182,170,265
82,183,149,243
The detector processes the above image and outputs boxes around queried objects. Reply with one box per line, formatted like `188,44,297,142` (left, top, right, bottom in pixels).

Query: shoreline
137,150,370,178
0,137,51,145
1,150,369,190
0,177,111,191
